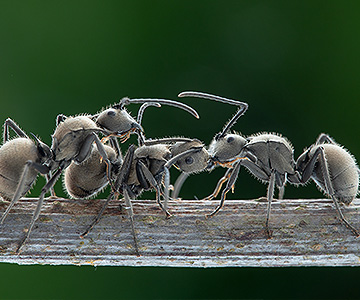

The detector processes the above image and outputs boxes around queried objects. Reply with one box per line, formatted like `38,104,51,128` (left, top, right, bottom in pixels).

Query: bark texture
0,197,359,267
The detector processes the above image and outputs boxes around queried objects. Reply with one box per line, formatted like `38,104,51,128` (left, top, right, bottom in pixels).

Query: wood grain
0,197,359,267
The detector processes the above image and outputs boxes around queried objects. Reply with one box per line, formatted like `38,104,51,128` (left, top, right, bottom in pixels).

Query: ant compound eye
227,136,234,143
107,110,116,117
185,156,194,165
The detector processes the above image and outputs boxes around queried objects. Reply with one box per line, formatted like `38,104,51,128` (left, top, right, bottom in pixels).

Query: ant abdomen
0,138,40,201
64,144,119,199
311,144,359,205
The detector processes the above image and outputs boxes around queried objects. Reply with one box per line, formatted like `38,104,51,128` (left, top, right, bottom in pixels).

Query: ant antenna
116,97,200,119
178,91,248,139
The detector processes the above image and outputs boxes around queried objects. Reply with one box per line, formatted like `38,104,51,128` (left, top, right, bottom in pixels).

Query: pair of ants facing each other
0,92,358,255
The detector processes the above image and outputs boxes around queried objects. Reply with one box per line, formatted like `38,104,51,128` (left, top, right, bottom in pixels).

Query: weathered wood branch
0,197,359,267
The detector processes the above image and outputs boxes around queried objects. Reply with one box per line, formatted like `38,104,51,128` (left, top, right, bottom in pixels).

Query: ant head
208,133,247,163
170,140,209,173
96,96,199,139
96,107,143,136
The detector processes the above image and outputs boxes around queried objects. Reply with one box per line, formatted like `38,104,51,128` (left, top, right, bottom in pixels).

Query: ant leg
93,134,116,190
15,161,68,254
275,173,286,200
235,159,275,236
241,159,270,182
278,186,285,200
299,147,359,236
137,161,171,218
163,147,204,213
163,167,171,212
287,172,302,185
317,148,359,237
297,148,324,184
114,145,135,191
203,168,232,201
265,171,276,238
76,132,116,190
109,137,123,163
80,192,115,238
74,133,96,163
207,162,241,218
171,172,190,200
123,188,140,256
3,118,29,142
46,171,57,198
316,133,337,145
75,132,108,163
0,161,50,224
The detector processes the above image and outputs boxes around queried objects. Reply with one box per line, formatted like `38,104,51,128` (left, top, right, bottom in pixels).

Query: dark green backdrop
1,0,360,299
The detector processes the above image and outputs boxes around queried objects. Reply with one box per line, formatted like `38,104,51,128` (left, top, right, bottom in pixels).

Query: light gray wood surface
0,197,359,267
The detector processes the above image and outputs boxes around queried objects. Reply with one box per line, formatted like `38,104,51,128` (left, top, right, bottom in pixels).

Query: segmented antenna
117,97,200,119
178,91,248,139
136,102,161,145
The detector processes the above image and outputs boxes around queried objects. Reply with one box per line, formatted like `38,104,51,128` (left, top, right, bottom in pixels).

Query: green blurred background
1,0,360,299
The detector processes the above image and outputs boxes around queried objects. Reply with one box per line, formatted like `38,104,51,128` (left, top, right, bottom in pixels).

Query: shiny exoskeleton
113,137,207,218
63,101,200,254
63,102,162,201
2,96,200,254
206,131,297,237
0,114,114,253
178,92,299,237
170,91,249,199
63,103,159,247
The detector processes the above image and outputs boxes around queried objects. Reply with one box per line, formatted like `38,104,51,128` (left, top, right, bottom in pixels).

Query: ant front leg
203,168,232,201
109,137,123,163
207,162,241,218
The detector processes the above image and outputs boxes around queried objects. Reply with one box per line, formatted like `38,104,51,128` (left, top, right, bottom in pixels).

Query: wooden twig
0,197,359,267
